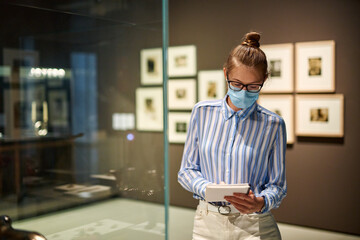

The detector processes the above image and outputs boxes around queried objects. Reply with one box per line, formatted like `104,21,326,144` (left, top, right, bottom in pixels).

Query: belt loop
205,202,209,215
200,200,209,215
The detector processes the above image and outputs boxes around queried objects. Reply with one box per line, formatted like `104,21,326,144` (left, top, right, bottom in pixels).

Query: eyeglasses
226,77,263,93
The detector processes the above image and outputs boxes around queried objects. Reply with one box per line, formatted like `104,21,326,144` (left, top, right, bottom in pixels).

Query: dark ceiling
0,0,162,45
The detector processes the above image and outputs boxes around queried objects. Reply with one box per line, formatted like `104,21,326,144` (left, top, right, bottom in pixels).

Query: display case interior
0,2,167,237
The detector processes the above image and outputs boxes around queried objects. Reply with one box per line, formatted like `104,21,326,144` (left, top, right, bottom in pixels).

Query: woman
178,32,287,240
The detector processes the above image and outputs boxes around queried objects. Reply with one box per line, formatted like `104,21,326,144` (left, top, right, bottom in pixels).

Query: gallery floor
12,198,360,240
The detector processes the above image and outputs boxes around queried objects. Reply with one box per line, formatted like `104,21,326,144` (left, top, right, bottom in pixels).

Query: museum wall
168,0,360,235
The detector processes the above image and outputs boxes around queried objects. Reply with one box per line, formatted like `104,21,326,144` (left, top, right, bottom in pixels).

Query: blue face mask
227,87,259,109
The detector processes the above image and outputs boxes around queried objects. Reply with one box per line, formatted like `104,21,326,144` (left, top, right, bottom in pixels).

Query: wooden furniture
0,133,83,201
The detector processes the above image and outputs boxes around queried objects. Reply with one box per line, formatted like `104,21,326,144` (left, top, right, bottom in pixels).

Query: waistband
199,200,268,216
199,200,238,215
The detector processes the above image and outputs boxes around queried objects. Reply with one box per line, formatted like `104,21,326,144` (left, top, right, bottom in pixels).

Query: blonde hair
224,32,268,80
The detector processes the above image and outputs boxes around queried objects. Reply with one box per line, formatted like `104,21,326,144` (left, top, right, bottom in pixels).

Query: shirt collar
221,95,257,121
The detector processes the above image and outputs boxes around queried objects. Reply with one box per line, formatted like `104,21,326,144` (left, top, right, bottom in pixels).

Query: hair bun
242,32,261,48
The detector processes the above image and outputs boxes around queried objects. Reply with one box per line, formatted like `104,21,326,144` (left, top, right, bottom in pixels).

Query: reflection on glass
0,0,166,239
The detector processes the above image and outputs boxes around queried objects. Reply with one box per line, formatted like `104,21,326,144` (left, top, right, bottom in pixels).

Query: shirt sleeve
177,105,211,199
257,117,287,213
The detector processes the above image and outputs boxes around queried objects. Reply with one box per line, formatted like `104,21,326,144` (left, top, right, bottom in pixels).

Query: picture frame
198,70,225,101
295,94,344,137
168,112,191,144
2,49,40,137
136,87,163,131
48,90,69,128
261,43,294,93
295,41,335,92
258,95,294,144
4,85,47,137
140,48,163,85
168,45,197,77
168,79,196,110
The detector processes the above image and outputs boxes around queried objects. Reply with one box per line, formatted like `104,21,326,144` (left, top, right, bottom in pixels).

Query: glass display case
0,0,169,239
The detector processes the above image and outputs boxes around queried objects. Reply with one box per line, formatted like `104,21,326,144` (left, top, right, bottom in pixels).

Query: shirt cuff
192,177,211,199
256,194,269,213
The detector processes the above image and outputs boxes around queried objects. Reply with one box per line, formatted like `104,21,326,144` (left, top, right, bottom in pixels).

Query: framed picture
140,48,163,85
258,95,294,144
168,112,191,143
168,45,197,77
261,44,294,93
48,90,69,128
2,49,40,137
168,79,196,110
198,70,225,101
4,86,46,137
295,41,335,92
295,94,344,137
136,87,163,131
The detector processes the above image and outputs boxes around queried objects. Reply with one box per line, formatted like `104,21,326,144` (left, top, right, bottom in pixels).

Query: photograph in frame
140,48,163,85
198,70,225,101
168,112,191,144
258,95,294,144
136,87,163,131
168,79,196,110
2,49,40,137
295,41,335,92
3,84,47,137
295,94,344,137
261,44,294,93
168,45,197,77
48,90,69,128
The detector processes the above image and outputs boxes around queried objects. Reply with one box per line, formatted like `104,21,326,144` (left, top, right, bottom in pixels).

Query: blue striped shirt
178,96,287,213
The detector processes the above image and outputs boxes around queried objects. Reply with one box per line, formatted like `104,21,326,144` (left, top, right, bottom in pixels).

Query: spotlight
126,133,135,141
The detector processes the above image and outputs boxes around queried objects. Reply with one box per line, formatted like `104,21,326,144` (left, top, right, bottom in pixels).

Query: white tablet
205,183,250,202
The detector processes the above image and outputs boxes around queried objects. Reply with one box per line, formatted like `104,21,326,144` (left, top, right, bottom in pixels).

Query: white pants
192,202,281,240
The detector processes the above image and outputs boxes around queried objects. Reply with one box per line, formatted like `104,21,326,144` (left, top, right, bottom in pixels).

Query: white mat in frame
295,41,335,93
261,43,294,93
168,79,196,110
258,94,294,144
140,48,163,85
168,45,197,77
295,94,343,137
168,112,191,144
198,70,225,101
136,87,163,131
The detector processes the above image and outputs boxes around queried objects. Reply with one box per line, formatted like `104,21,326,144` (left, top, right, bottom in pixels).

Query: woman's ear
223,67,227,80
263,73,269,83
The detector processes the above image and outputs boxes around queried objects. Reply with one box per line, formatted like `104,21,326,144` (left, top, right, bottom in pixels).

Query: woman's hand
224,190,264,214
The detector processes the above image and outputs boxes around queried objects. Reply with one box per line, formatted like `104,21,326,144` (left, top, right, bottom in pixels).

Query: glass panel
0,1,167,239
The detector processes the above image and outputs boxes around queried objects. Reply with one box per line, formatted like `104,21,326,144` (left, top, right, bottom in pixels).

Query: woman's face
223,64,265,87
223,64,265,111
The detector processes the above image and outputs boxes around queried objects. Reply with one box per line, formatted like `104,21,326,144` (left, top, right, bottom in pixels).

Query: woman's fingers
224,196,253,209
234,190,257,201
224,197,249,213
224,190,261,213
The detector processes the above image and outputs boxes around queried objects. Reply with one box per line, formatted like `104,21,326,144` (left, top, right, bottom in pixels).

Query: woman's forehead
228,65,263,82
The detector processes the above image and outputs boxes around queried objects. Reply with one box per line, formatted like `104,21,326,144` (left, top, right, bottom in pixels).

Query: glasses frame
226,74,264,93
